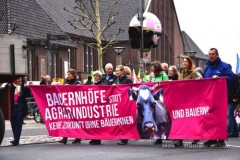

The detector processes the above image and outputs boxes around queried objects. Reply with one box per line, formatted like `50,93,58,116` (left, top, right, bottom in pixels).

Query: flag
137,70,141,82
236,53,240,74
131,69,137,83
90,70,94,78
137,69,147,82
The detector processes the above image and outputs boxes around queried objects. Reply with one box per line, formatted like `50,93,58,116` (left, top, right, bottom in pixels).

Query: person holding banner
59,68,81,144
151,61,169,82
178,56,199,80
150,61,169,145
89,70,103,145
102,63,117,85
114,65,133,145
40,76,47,85
124,66,131,77
45,75,52,85
114,65,133,85
161,63,169,75
168,65,179,80
203,48,235,147
174,56,199,147
40,75,52,85
92,70,103,85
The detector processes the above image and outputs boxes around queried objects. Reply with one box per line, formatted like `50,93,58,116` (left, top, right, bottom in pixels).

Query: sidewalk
1,119,60,147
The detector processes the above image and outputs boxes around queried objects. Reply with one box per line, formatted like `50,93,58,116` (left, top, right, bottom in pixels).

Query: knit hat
93,70,102,77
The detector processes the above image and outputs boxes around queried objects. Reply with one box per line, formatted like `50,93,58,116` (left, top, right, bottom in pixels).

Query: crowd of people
6,47,240,147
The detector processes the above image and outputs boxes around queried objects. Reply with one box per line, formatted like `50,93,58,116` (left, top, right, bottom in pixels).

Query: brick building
0,0,201,82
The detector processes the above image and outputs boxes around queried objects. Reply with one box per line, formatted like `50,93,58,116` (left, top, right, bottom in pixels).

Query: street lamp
113,47,125,55
113,47,125,65
185,51,197,58
174,54,184,70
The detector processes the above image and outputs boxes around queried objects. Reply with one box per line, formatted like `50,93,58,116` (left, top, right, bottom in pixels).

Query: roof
181,31,208,59
0,0,140,42
1,0,141,45
0,0,8,34
35,0,139,41
0,0,65,39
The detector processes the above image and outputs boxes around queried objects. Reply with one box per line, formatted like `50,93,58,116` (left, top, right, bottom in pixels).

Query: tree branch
102,28,123,51
90,0,96,15
75,38,97,49
65,1,98,29
101,0,117,14
77,0,97,26
101,11,119,35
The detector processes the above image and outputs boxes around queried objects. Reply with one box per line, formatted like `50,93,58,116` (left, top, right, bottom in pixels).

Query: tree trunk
95,0,102,70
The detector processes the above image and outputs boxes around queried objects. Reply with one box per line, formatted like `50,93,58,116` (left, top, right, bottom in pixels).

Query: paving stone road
1,119,60,146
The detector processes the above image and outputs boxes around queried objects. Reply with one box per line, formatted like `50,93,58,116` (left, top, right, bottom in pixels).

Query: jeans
227,102,239,135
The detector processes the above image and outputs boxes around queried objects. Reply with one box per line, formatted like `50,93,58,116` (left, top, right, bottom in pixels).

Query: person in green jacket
150,61,169,145
151,61,169,82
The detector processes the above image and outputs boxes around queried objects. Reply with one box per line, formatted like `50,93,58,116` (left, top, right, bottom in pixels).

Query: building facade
0,0,185,82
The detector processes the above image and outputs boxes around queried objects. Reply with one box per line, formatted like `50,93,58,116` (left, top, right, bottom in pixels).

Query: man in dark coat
102,63,117,85
6,76,25,145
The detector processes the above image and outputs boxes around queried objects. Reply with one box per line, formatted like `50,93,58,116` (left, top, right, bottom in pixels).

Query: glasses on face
94,74,99,77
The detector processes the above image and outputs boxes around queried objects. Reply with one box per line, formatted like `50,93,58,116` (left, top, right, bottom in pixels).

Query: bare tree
64,0,123,70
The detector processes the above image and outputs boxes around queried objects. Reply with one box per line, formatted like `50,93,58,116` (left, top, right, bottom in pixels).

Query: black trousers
11,105,23,142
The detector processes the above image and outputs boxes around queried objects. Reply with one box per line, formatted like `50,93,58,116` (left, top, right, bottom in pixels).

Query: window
84,44,98,73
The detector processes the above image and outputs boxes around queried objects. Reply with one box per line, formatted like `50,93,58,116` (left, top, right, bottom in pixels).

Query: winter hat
93,70,102,77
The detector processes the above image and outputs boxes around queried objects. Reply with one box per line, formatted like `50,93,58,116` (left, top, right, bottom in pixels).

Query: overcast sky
174,0,240,72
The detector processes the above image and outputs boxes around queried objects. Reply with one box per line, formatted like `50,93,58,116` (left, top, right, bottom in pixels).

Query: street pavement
1,119,60,146
1,119,240,160
1,119,240,148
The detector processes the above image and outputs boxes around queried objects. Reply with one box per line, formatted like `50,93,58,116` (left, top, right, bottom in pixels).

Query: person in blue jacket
203,48,235,147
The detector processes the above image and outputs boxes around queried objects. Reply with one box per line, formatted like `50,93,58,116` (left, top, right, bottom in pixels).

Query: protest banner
30,78,227,140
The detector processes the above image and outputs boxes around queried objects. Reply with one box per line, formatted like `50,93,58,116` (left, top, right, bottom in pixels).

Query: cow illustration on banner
130,85,171,139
